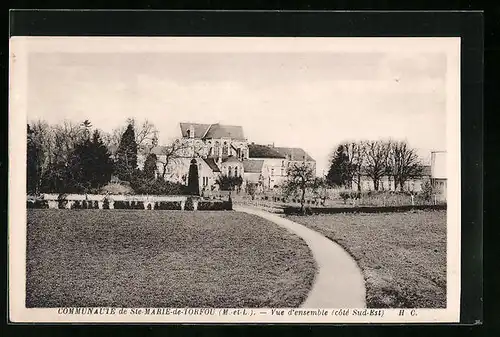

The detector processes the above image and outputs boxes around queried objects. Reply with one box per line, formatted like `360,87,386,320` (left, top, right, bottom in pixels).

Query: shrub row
198,201,233,211
27,198,232,211
27,200,49,209
283,204,447,215
252,195,321,205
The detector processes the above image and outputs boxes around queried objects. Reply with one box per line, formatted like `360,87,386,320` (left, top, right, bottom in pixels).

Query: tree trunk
300,187,306,213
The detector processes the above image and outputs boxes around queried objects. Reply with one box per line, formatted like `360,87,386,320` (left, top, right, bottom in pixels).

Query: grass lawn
288,210,446,308
26,209,316,308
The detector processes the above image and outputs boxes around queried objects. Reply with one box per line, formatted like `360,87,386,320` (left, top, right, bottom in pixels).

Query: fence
30,194,232,211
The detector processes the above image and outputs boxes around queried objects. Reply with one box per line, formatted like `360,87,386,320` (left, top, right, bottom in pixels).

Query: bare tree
29,120,54,178
388,140,423,191
135,119,159,153
363,140,391,191
104,119,159,156
157,139,192,180
339,141,366,191
282,162,316,213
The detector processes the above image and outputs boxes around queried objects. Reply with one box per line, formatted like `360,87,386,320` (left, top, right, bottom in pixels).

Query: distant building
352,166,432,192
247,143,316,190
431,151,447,201
136,122,315,192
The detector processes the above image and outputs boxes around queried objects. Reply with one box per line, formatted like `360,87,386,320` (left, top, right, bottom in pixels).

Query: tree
88,130,114,189
216,174,243,191
245,181,258,200
106,119,159,155
311,177,330,206
135,119,159,153
282,162,316,213
363,140,391,191
388,140,424,191
35,120,89,193
27,124,42,194
143,153,158,180
157,139,194,179
186,159,200,196
115,123,138,181
326,144,351,187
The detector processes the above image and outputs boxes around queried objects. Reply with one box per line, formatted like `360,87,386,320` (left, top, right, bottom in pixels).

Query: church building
137,122,316,193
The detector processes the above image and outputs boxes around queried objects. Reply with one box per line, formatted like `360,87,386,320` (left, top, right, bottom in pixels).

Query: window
282,161,285,167
228,166,232,177
222,142,228,155
214,141,220,156
186,129,190,138
235,166,238,177
271,168,274,176
236,148,241,158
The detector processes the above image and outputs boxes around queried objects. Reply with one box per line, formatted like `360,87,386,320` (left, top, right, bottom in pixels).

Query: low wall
31,194,228,211
283,204,447,215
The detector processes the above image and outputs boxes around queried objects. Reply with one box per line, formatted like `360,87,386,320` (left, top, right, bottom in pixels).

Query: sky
24,37,450,175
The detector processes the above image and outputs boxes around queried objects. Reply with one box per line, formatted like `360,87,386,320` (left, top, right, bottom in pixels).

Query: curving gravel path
234,206,366,308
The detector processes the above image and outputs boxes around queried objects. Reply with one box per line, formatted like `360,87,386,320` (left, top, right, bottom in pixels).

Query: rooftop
248,144,286,159
179,123,246,141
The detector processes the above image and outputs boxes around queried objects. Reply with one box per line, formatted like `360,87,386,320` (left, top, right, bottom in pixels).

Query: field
288,210,446,308
26,209,316,308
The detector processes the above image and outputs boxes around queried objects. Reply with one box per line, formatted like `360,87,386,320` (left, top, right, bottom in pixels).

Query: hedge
27,200,48,209
198,200,232,211
283,204,447,215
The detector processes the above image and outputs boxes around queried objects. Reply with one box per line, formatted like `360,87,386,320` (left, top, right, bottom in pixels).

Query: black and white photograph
9,36,461,323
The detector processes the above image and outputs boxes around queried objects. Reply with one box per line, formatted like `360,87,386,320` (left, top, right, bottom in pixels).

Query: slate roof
248,144,286,159
222,156,242,164
179,123,245,141
274,147,315,162
203,158,221,172
243,160,264,173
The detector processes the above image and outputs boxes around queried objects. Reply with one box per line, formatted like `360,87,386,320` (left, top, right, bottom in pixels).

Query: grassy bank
27,209,316,308
288,210,446,308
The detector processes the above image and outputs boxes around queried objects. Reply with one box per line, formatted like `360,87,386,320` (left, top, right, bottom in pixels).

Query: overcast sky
24,38,450,175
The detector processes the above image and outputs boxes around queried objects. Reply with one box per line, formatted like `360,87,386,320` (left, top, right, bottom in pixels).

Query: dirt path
234,206,366,308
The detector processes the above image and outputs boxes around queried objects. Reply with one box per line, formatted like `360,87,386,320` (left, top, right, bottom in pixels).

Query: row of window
226,166,240,177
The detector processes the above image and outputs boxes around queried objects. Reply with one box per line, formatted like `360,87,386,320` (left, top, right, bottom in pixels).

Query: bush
130,175,186,195
113,200,144,209
156,201,182,210
185,197,194,211
57,194,68,209
283,204,447,215
198,200,233,211
27,199,48,209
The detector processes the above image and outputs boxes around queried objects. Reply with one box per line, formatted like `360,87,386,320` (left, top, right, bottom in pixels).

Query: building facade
430,151,447,201
137,122,316,192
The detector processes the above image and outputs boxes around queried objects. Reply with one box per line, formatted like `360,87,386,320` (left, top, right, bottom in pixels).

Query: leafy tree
282,162,316,213
115,123,138,181
143,153,158,180
311,177,330,206
186,159,200,196
326,145,351,187
88,130,114,188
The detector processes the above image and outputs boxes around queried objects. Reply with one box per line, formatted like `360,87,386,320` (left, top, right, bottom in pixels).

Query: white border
9,37,461,323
